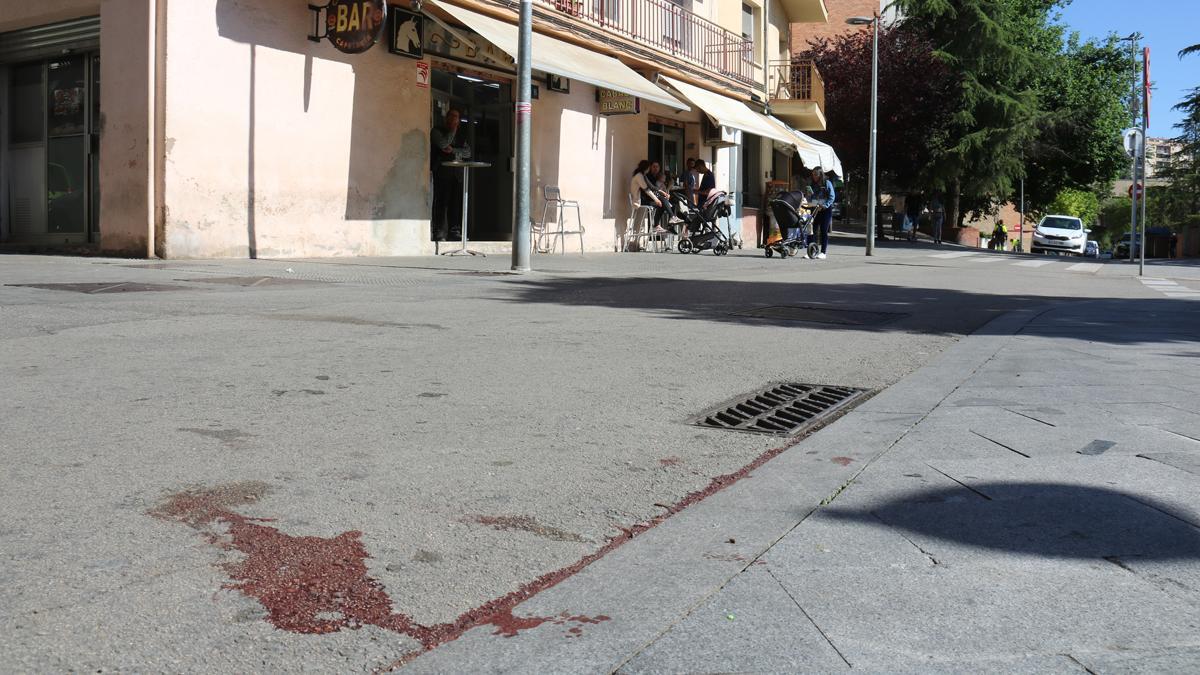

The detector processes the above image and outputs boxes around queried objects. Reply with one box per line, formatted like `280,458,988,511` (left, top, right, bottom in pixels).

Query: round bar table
441,160,492,257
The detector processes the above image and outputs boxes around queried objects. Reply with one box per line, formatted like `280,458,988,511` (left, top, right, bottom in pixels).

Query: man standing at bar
430,108,465,241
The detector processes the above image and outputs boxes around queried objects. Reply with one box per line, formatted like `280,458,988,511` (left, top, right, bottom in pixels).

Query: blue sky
1054,0,1199,138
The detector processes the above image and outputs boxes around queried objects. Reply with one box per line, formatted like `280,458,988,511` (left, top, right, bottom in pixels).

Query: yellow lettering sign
348,3,360,31
336,4,349,32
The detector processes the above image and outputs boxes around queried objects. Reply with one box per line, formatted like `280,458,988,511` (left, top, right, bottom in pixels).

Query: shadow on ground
828,482,1200,561
499,278,1200,346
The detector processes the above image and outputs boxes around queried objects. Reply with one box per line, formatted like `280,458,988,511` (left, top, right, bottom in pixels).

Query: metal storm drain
691,383,871,436
8,282,187,294
731,305,905,326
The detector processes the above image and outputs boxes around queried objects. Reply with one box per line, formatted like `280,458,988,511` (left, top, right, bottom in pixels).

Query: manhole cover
731,305,905,326
181,276,322,287
7,282,187,294
691,383,871,436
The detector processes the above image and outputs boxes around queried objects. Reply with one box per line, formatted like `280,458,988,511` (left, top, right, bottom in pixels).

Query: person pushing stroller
767,185,820,259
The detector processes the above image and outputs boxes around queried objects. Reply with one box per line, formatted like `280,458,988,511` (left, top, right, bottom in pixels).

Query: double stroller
669,190,736,256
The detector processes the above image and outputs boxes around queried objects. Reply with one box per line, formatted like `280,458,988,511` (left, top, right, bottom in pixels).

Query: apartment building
1145,137,1184,179
0,0,838,258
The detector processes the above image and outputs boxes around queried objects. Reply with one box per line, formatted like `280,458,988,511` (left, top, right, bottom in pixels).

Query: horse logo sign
390,8,423,60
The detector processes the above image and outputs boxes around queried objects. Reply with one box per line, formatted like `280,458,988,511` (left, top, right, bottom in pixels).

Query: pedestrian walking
930,193,945,245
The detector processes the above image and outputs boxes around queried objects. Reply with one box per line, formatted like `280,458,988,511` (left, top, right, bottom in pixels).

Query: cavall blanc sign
323,0,387,54
598,89,639,116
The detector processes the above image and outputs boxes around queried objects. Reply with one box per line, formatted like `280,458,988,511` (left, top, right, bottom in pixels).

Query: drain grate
731,305,905,326
691,383,871,436
8,282,187,294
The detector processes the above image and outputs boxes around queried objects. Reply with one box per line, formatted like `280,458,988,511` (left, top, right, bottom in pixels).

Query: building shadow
824,482,1200,562
495,278,1200,345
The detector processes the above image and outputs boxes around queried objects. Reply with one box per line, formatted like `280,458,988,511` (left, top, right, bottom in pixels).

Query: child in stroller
766,188,822,259
670,190,734,255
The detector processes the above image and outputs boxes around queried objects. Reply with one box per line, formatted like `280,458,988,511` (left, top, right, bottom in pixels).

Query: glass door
46,56,88,237
4,54,97,244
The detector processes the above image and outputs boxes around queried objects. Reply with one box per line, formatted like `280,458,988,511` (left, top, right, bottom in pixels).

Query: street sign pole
511,0,533,272
1139,47,1150,276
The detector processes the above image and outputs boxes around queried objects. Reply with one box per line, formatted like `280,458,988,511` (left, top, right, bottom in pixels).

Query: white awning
432,3,688,110
767,116,844,177
660,76,794,146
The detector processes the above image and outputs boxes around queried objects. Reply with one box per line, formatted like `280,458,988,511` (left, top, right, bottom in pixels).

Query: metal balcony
532,0,757,85
769,59,826,131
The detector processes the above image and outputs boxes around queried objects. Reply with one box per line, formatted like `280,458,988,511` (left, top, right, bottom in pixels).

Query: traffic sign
1123,128,1143,158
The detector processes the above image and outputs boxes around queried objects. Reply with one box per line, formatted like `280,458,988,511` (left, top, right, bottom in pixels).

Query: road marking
930,252,978,259
1067,263,1102,273
1141,280,1178,286
968,256,1006,263
1014,259,1055,267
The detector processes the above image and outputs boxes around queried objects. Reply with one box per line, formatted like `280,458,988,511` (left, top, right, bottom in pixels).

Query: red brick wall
791,0,880,52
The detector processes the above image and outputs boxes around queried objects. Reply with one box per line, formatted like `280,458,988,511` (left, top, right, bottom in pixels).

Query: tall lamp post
847,14,879,256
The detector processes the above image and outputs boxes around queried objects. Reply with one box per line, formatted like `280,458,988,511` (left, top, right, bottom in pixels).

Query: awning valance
767,116,844,177
432,3,688,110
659,76,794,146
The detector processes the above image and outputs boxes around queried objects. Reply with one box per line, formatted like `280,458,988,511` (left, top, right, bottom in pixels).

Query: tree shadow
497,277,1200,345
825,482,1200,562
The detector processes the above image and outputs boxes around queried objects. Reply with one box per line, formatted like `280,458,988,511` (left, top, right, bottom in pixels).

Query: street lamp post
847,15,879,256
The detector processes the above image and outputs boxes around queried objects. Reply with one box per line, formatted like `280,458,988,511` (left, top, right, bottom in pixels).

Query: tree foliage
807,0,1132,229
803,23,958,192
1022,33,1133,214
1046,187,1100,224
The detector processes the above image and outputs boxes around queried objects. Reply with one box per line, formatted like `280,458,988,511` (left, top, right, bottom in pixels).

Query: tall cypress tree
892,0,1047,226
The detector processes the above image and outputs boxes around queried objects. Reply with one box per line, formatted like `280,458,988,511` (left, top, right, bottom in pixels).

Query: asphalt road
2,240,1196,671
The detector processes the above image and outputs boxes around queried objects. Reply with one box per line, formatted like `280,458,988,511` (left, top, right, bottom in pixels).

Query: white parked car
1031,215,1089,256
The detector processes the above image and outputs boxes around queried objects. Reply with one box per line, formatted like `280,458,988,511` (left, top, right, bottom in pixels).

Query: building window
742,3,757,63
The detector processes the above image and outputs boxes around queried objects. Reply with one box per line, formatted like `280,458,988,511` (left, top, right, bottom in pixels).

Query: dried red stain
831,456,854,466
659,456,683,467
153,423,823,671
151,483,607,654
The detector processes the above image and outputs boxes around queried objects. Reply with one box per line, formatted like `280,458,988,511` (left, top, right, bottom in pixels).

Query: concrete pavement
2,242,1199,671
410,296,1200,673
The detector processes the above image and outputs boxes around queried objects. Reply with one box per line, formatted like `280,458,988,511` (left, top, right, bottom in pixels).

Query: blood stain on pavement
150,483,607,651
658,456,683,467
831,456,855,466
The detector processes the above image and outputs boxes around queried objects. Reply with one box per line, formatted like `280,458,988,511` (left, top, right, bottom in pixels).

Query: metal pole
1019,176,1024,249
865,15,878,256
511,0,533,272
1139,71,1148,276
1128,36,1139,262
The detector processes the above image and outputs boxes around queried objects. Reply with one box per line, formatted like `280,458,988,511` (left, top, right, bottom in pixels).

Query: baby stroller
675,191,734,256
766,197,822,259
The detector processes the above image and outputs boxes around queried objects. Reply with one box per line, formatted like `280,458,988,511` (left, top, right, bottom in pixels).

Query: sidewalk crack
925,463,994,501
871,511,941,566
1065,653,1098,674
970,430,1032,458
766,567,852,668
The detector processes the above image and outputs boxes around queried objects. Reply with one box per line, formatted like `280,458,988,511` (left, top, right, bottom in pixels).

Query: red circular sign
325,0,387,54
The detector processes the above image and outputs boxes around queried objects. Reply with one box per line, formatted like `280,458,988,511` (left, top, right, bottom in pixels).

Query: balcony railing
536,0,756,85
769,59,824,109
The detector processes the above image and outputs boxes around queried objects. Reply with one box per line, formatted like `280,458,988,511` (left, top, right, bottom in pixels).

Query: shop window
742,133,762,209
9,63,45,145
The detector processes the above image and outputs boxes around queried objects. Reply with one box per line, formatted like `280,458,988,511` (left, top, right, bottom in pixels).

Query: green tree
1147,43,1200,229
1046,187,1100,224
1021,33,1133,214
891,0,1048,227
